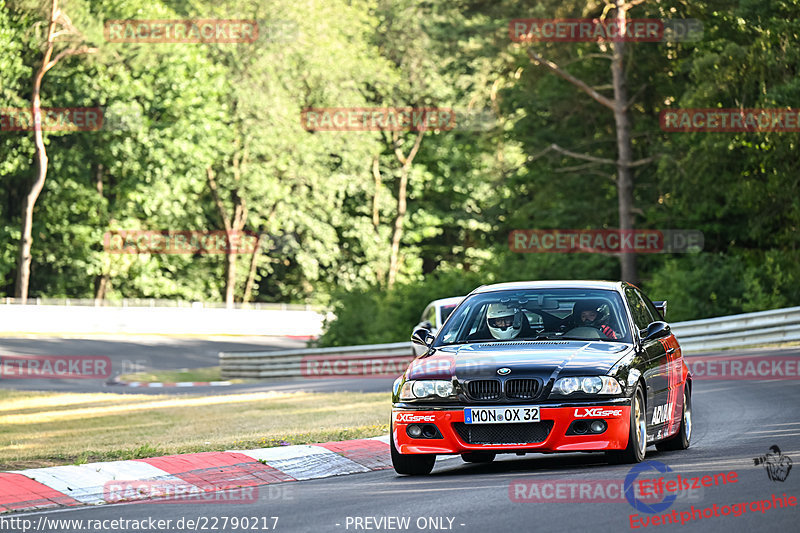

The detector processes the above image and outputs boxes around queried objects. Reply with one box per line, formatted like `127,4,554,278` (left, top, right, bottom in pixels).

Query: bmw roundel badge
497,367,511,375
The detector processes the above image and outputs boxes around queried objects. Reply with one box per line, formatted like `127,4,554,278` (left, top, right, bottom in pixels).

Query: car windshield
435,288,632,345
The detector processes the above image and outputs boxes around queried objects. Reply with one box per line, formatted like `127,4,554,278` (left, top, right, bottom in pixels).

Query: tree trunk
94,274,109,302
372,156,381,229
14,0,58,303
242,233,264,303
387,131,424,288
207,166,246,308
14,0,96,302
387,169,408,288
611,0,637,284
94,163,112,301
525,0,642,284
224,242,237,307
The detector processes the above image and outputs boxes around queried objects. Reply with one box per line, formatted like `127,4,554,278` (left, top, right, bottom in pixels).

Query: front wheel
656,384,692,451
607,383,647,464
391,428,436,475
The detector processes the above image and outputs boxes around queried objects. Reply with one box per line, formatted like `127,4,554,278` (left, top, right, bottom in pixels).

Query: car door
625,287,669,440
640,291,684,438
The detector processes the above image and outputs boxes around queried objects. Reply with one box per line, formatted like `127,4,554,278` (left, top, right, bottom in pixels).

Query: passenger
572,301,619,339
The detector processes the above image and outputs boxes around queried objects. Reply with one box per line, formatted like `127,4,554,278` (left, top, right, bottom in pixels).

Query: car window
420,305,433,325
440,302,472,344
435,288,632,345
465,304,486,337
425,305,438,327
638,290,664,322
625,288,651,331
439,304,457,326
523,311,544,327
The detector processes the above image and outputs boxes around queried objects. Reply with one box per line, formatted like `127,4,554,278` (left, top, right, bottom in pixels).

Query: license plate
464,406,540,424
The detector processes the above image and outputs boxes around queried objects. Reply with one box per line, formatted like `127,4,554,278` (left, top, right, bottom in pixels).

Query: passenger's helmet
573,300,607,328
486,303,522,340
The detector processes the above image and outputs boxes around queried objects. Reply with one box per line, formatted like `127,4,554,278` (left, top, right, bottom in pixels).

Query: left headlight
400,380,455,400
551,376,622,396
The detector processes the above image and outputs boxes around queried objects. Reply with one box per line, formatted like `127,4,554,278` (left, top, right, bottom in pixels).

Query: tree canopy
1,0,798,341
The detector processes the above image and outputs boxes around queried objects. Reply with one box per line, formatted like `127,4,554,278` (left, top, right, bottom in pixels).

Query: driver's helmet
573,300,607,328
486,303,522,340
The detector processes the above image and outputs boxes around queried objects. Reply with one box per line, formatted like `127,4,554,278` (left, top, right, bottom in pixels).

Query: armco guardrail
670,306,800,352
220,306,800,378
220,342,413,379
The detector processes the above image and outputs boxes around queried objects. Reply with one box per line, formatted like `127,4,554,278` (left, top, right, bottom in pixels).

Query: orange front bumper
392,405,631,454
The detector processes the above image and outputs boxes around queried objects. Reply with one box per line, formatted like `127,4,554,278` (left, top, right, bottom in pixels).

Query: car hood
406,341,633,382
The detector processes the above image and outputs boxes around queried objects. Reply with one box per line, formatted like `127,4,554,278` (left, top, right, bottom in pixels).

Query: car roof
470,280,623,294
430,296,465,307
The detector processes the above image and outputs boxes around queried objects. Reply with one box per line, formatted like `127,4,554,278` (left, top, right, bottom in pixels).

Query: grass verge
0,389,390,470
116,366,233,383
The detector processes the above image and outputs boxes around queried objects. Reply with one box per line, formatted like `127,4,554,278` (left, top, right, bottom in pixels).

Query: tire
656,384,692,452
461,452,496,463
391,427,436,475
607,383,647,464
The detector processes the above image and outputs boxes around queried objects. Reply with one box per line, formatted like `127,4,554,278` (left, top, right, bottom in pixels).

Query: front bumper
392,399,631,455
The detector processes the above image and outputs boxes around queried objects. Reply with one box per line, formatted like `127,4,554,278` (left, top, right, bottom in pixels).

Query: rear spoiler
653,300,667,320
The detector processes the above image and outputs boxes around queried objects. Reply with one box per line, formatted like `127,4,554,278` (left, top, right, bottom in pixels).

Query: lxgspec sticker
652,402,673,425
395,413,436,423
573,407,624,418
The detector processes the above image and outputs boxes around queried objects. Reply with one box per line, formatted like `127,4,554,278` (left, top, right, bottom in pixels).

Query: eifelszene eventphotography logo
753,445,792,482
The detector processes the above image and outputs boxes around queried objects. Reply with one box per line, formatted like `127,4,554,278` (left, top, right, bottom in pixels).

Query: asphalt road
4,347,800,533
0,335,395,394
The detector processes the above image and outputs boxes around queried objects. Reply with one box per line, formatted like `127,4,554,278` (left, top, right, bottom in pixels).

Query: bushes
642,250,800,322
321,250,800,346
317,269,484,347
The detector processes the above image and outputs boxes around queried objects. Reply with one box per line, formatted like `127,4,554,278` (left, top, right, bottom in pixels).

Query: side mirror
417,320,434,331
642,321,670,341
411,327,435,347
653,300,667,320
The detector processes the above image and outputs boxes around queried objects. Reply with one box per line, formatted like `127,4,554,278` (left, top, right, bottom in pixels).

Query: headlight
552,376,622,395
400,380,454,400
582,377,602,394
392,377,403,396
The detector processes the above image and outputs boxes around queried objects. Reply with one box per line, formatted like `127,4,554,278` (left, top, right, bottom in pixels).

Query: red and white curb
0,436,390,514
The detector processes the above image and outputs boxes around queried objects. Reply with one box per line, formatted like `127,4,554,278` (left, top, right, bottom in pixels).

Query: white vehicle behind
412,296,464,356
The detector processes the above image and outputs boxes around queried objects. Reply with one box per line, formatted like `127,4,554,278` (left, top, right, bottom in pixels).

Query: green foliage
0,0,798,331
318,269,484,346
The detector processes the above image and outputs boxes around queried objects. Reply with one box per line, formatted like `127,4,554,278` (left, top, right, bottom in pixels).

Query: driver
572,300,619,339
486,303,524,340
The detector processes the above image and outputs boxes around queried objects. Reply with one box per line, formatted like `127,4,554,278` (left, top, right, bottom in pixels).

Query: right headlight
551,376,622,396
400,380,455,400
